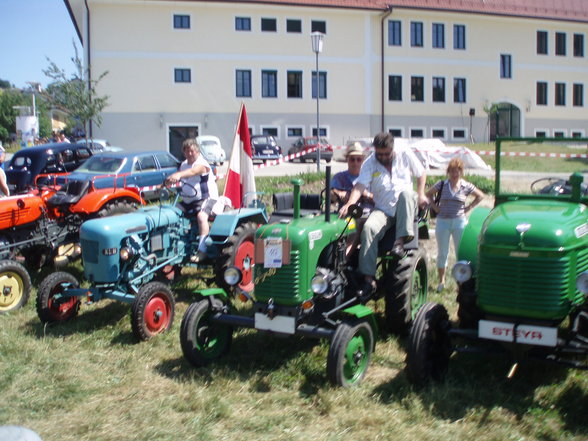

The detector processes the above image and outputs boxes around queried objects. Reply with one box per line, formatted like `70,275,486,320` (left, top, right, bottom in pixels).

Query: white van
196,135,226,166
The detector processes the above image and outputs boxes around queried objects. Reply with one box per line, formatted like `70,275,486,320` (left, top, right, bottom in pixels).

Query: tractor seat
269,192,322,223
47,180,91,208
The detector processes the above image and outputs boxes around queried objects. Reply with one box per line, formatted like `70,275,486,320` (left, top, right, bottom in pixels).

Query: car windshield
10,155,34,169
200,140,217,147
252,137,270,145
76,156,125,173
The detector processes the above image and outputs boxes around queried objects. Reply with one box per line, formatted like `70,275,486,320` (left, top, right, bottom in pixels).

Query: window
388,128,403,137
261,127,278,137
410,128,424,138
432,77,445,102
138,155,157,171
535,130,548,138
236,70,252,97
536,81,548,105
312,71,327,99
173,14,190,29
556,32,566,55
572,131,585,138
453,128,466,139
411,22,423,47
537,30,548,54
287,19,302,33
287,71,303,98
388,75,402,101
174,68,191,83
312,127,327,137
453,24,466,49
432,23,445,48
453,78,466,103
500,54,512,79
311,20,326,34
554,131,566,138
411,76,424,102
555,82,566,106
432,128,446,138
573,83,584,106
235,17,251,31
262,70,277,97
287,127,303,137
388,20,401,46
574,34,585,57
261,18,277,32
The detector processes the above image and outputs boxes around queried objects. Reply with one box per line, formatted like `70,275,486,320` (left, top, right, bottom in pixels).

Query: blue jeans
435,216,467,269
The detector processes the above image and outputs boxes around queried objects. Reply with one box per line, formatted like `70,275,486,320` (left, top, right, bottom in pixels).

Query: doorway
169,126,199,161
489,103,520,140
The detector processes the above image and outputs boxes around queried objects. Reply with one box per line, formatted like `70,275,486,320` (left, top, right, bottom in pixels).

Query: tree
0,89,27,143
42,42,109,138
0,79,13,89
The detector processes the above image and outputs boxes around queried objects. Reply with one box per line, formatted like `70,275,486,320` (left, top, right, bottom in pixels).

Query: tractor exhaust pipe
325,165,331,223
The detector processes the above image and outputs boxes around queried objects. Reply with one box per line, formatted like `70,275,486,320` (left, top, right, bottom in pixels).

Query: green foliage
0,89,27,143
426,174,495,195
42,42,109,135
0,78,12,89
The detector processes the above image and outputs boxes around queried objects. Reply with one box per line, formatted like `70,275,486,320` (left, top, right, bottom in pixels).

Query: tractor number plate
254,313,295,334
478,320,557,347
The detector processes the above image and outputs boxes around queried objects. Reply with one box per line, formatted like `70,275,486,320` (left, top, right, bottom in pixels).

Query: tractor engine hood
482,200,588,250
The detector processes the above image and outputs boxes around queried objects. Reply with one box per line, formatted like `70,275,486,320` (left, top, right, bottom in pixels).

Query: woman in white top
426,158,485,292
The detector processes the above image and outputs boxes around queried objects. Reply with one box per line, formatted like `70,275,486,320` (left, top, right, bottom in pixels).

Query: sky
1,0,79,89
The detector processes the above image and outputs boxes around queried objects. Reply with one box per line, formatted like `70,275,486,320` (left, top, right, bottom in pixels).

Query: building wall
74,0,587,154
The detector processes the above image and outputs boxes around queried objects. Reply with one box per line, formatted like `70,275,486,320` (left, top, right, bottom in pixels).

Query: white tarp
395,138,491,170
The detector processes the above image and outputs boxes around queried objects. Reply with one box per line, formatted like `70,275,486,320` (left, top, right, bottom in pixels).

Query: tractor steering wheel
530,177,568,195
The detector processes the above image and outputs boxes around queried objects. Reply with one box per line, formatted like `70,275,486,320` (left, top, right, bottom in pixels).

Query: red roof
187,0,588,22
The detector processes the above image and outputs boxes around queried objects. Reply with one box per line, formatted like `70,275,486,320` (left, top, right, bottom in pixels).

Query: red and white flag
223,103,256,208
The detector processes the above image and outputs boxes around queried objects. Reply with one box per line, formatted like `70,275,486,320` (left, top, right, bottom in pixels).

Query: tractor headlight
452,261,472,283
576,271,588,294
311,274,329,294
223,266,242,286
120,247,132,261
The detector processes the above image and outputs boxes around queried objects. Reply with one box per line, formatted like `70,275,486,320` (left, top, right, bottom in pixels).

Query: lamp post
311,31,324,172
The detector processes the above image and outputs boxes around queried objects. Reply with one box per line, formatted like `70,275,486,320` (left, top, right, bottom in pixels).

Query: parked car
76,138,124,153
196,135,226,166
57,151,180,201
251,135,282,163
333,138,373,162
288,137,333,163
5,142,94,193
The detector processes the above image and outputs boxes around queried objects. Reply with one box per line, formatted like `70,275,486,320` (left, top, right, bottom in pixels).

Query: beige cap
345,142,365,157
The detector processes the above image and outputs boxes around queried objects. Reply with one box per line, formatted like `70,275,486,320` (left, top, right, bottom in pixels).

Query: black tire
130,282,175,341
180,299,233,366
36,271,80,323
384,247,428,335
214,221,257,294
97,199,137,218
326,319,374,387
21,246,50,270
0,260,32,314
456,279,481,329
405,302,452,386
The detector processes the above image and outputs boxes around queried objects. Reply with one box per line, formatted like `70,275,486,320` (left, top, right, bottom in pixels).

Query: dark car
58,150,180,201
287,137,333,163
6,143,94,193
251,135,282,163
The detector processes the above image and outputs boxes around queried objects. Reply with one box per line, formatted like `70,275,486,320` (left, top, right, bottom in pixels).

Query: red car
287,137,333,163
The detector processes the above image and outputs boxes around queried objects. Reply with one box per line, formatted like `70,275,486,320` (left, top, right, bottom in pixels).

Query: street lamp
311,31,324,172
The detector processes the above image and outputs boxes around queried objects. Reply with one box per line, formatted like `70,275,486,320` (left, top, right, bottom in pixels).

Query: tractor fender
197,287,229,303
456,206,491,274
69,188,144,215
208,208,268,240
342,304,378,337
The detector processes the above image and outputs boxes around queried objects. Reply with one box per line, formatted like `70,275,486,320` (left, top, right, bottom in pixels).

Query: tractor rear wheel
326,319,374,387
180,299,233,366
130,282,175,341
97,200,137,218
37,272,80,323
214,222,257,294
405,302,452,386
0,260,32,314
384,247,428,335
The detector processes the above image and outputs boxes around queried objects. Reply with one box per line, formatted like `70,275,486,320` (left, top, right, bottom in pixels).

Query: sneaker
436,283,444,293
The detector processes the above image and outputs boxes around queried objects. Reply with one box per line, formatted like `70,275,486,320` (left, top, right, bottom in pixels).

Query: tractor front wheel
0,260,32,314
405,302,452,386
326,319,374,387
215,222,257,294
36,272,80,323
180,299,233,366
97,200,137,218
384,247,428,335
130,282,175,341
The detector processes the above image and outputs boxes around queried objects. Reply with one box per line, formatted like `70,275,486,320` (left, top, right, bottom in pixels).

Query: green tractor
406,137,588,385
180,167,429,386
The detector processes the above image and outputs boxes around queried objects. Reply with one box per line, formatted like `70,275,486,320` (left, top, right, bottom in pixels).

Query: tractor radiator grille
478,247,588,319
254,250,302,306
81,239,99,264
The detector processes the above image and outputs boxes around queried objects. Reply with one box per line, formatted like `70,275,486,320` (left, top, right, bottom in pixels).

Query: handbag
431,180,444,219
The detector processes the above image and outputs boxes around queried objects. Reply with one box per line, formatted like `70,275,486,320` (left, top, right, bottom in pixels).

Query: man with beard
338,132,428,294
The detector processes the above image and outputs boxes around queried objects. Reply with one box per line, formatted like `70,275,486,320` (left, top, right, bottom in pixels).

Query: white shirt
180,155,218,203
357,144,425,216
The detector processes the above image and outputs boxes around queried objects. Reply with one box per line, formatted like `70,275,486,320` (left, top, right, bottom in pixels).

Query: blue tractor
36,188,268,341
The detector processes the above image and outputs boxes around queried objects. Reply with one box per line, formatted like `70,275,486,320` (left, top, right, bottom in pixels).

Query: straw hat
345,142,365,158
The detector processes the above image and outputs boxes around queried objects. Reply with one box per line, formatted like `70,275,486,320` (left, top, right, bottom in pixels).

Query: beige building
64,0,588,158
